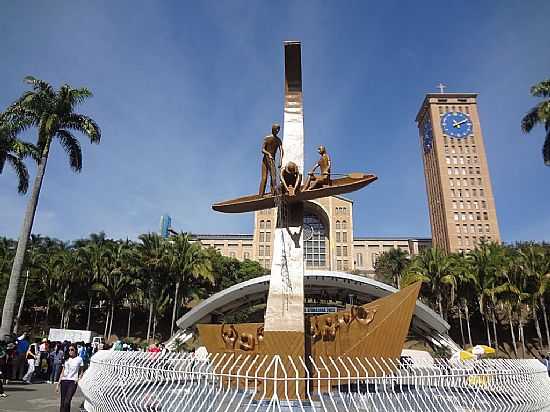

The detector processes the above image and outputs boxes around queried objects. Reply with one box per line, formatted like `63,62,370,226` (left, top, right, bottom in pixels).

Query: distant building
415,92,501,252
192,196,431,276
160,214,172,238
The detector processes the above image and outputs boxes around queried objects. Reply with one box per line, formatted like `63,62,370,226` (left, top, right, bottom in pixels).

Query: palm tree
137,233,170,341
92,241,137,338
0,77,101,337
0,113,37,194
402,247,456,319
451,253,476,347
521,79,550,165
80,238,118,337
517,244,550,350
168,233,213,336
373,247,410,288
469,242,502,348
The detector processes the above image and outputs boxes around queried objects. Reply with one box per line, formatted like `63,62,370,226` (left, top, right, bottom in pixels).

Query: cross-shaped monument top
211,42,377,215
437,82,447,94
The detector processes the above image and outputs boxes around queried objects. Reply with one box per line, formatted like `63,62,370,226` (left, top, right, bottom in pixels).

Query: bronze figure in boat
212,173,378,213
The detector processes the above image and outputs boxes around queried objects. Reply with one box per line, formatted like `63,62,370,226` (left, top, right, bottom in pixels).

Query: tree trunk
86,296,93,331
508,307,517,357
13,270,29,335
146,302,153,342
0,143,50,337
127,305,132,338
103,308,110,339
60,310,64,329
171,282,180,337
540,296,550,351
485,317,492,347
519,320,526,358
64,311,69,328
152,314,157,341
108,304,114,339
491,309,499,351
437,293,444,319
464,302,473,347
458,305,465,347
534,307,543,350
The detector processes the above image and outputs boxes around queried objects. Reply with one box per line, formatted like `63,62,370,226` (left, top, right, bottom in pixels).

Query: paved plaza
0,382,83,412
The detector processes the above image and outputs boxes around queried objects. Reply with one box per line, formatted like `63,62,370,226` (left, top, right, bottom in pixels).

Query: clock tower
415,91,501,253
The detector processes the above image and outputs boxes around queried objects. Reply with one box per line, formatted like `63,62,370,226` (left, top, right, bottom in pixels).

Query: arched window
335,220,341,230
304,212,326,268
259,220,265,229
266,220,271,229
341,220,347,229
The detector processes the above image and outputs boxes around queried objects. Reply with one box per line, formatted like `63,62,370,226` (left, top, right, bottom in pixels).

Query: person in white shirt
55,345,83,412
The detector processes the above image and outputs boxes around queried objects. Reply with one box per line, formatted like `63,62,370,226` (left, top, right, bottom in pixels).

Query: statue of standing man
259,123,284,196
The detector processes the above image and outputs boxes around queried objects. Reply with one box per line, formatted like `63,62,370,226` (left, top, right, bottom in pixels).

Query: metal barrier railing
79,350,550,411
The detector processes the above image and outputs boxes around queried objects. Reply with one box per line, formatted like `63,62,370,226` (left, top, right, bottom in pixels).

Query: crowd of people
0,333,170,392
0,333,93,387
0,332,90,411
0,332,172,411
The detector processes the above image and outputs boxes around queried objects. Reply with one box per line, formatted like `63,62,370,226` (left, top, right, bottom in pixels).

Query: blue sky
1,1,549,242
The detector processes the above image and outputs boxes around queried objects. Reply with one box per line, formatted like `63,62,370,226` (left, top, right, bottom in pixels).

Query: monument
200,41,420,365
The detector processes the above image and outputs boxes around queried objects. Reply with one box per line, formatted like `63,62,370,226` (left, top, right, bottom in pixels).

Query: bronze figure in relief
352,306,377,326
238,332,256,351
321,316,339,341
280,161,302,196
305,145,331,190
259,123,284,196
221,324,238,350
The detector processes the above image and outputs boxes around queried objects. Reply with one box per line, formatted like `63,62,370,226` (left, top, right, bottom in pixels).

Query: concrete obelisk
263,42,305,336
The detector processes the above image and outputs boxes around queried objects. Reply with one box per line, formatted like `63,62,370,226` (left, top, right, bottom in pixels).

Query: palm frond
9,139,40,162
521,105,541,133
5,154,29,193
24,76,55,95
56,129,82,171
64,113,101,143
531,79,550,98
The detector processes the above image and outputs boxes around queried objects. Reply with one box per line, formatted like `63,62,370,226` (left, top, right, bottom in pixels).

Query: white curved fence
80,350,550,412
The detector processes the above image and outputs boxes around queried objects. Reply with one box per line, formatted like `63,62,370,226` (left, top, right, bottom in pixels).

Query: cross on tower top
436,82,447,94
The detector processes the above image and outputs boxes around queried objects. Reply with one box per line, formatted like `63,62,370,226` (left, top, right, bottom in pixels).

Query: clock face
441,112,473,138
422,117,433,153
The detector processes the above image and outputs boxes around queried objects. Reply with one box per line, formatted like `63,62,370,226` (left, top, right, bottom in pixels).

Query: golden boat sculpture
212,173,378,214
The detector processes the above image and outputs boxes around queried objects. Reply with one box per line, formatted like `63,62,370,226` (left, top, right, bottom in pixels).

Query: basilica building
193,195,430,275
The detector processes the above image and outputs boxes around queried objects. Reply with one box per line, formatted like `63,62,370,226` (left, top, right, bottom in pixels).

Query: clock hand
452,119,468,128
